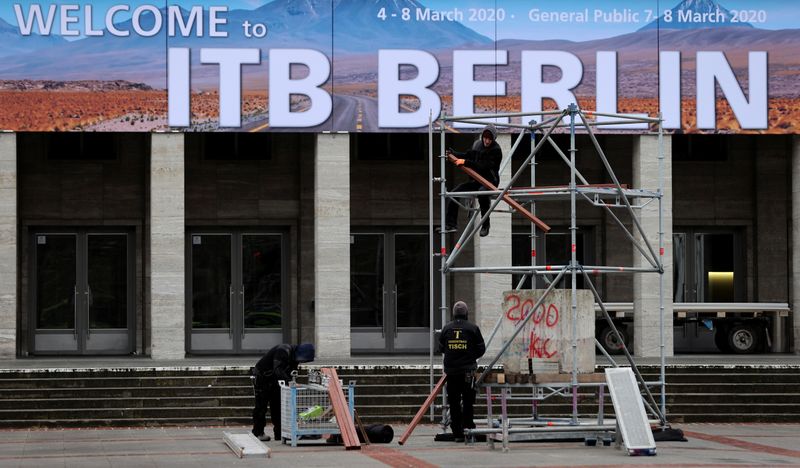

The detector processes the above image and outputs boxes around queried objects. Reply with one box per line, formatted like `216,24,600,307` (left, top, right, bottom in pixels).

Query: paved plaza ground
1,422,799,467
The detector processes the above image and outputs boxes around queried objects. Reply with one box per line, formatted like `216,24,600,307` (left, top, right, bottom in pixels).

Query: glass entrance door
673,228,744,303
393,233,430,351
673,228,744,352
188,231,285,354
351,230,430,353
31,231,133,354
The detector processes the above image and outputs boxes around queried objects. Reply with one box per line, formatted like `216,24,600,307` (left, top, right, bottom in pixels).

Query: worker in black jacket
251,343,315,441
443,124,502,237
438,301,486,442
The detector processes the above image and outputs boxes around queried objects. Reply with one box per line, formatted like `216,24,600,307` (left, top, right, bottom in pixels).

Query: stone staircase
1,365,799,428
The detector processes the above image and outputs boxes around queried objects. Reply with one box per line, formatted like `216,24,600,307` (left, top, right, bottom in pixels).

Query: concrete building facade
0,130,796,360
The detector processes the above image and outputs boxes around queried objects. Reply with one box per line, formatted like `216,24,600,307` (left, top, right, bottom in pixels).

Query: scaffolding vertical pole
657,114,667,424
428,114,435,419
528,121,539,400
439,117,449,423
568,104,579,424
530,121,538,291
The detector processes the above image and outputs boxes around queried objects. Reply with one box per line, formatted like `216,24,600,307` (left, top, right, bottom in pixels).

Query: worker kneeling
438,301,486,442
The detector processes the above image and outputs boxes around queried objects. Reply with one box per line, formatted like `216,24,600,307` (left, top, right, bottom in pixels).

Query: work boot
479,223,490,237
255,433,271,442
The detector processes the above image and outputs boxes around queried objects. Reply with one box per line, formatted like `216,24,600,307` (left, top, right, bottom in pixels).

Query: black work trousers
445,180,495,229
252,376,282,439
445,372,476,437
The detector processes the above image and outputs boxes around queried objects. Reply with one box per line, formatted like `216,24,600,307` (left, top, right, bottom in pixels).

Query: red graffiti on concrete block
528,332,557,358
504,294,561,360
528,304,559,358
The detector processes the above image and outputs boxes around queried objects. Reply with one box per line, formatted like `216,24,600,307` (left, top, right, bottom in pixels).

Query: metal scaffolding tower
427,105,669,447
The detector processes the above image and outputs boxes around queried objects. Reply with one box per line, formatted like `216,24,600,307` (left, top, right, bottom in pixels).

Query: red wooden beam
321,368,361,450
447,154,551,232
398,374,447,445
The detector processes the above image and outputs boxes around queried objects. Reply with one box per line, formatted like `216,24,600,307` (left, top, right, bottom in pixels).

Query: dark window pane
36,234,76,329
395,234,429,328
242,235,282,329
87,235,127,329
350,234,384,327
191,235,231,328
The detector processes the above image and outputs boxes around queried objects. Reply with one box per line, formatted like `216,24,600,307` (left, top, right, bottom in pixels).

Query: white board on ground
604,368,656,456
223,432,272,458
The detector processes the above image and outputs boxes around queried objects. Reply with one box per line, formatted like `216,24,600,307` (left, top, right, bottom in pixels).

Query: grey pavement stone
1,423,800,467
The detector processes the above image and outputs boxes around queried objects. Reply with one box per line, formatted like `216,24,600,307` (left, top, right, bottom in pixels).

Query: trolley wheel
602,438,612,447
585,438,597,446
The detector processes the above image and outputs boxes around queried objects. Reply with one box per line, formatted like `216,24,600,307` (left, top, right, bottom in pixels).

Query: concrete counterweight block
499,289,595,374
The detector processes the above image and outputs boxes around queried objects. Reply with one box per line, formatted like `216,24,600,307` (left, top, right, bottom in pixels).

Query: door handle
381,285,387,338
393,284,398,338
229,285,234,339
241,285,245,339
73,285,78,340
85,285,92,338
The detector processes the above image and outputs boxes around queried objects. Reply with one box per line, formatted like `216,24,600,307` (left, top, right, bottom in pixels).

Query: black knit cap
295,343,315,363
453,301,469,318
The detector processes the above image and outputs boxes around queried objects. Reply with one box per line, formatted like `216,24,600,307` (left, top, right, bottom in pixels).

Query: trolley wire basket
279,370,356,447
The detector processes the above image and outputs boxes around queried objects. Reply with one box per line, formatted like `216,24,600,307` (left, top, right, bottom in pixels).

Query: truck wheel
599,325,628,355
714,328,732,353
727,324,761,354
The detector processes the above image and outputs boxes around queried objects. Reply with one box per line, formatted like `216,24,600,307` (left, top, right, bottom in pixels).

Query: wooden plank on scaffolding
398,374,447,445
530,372,607,384
321,368,361,450
447,154,550,232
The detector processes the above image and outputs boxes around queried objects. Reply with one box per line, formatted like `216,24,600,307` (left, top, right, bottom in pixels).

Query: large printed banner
0,0,797,133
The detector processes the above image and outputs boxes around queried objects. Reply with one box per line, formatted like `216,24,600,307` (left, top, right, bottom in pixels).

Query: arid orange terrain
464,97,799,134
0,88,796,133
0,90,267,131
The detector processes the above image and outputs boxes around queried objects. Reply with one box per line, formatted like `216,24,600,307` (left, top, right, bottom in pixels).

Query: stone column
792,136,800,354
632,134,673,357
314,133,350,358
755,138,789,352
150,133,185,359
474,134,513,357
0,133,16,359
